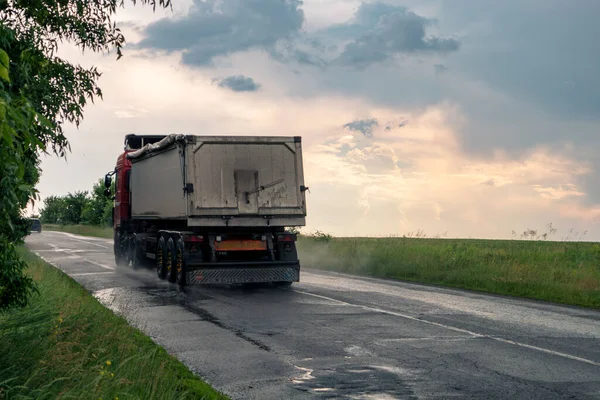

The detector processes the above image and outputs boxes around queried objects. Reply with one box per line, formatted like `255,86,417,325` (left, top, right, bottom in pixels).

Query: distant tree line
40,178,113,227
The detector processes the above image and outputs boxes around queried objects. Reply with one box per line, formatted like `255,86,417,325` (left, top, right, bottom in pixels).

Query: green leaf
0,49,9,83
1,123,14,147
36,113,53,129
0,49,8,69
0,65,9,83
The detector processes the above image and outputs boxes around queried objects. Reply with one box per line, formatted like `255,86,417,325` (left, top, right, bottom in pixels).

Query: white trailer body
128,135,307,228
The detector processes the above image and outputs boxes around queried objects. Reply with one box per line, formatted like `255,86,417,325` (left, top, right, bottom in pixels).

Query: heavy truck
104,133,308,287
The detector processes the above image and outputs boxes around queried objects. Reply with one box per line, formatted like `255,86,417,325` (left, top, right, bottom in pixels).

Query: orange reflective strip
214,240,267,251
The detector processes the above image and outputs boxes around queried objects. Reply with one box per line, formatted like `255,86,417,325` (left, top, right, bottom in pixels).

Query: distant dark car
29,218,42,233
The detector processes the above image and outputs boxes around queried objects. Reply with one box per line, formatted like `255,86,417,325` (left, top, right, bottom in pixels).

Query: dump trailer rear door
187,137,306,225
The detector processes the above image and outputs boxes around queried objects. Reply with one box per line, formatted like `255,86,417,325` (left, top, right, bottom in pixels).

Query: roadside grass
44,224,112,239
0,248,229,400
297,233,600,309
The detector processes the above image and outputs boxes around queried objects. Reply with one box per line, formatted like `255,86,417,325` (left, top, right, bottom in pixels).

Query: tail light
276,233,297,242
183,234,205,243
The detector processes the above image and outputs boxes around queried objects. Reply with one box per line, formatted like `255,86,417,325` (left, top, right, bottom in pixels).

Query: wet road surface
26,231,600,399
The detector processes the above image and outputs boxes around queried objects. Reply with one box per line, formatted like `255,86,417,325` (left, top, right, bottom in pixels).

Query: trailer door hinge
184,183,194,194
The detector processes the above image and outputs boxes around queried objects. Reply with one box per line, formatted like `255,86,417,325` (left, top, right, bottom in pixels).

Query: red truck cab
113,152,132,228
106,134,167,229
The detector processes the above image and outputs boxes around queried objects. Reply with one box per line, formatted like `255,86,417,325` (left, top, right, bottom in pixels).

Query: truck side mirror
104,173,112,189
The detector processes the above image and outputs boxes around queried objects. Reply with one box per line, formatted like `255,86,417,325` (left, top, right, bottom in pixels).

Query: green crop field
297,232,600,309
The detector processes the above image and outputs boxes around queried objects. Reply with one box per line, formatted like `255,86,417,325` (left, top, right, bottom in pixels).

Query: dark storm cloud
134,0,459,69
419,0,600,206
268,41,330,68
330,2,460,67
436,0,600,122
343,118,379,137
136,0,304,66
213,75,261,92
314,0,600,161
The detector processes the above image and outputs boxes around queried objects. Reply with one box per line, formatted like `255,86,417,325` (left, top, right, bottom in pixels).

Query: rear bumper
187,262,300,284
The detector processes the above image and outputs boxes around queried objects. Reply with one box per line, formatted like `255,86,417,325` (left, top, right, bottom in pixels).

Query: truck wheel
166,237,177,283
114,231,129,267
131,238,143,270
156,236,167,280
175,238,187,287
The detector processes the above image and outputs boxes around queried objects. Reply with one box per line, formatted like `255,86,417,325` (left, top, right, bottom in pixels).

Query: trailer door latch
184,183,194,194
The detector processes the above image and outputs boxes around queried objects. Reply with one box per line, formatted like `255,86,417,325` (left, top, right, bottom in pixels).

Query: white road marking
54,255,81,260
297,290,483,337
36,248,104,254
491,337,600,367
84,259,115,270
37,243,115,270
71,272,116,276
44,231,111,249
65,237,110,249
296,290,600,368
45,230,112,242
377,337,475,342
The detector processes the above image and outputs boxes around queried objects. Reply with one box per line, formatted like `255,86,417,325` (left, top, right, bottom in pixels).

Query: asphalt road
26,231,600,400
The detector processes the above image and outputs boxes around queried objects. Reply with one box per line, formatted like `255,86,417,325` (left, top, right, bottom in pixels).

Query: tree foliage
41,178,114,226
0,0,171,312
81,178,114,226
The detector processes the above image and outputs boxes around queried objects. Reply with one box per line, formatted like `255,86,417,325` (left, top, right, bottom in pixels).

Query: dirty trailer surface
26,231,600,400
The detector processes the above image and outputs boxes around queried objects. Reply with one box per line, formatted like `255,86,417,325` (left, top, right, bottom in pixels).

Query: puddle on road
290,361,418,399
94,287,118,306
92,286,184,318
291,365,315,384
345,345,375,357
92,284,271,352
350,394,403,400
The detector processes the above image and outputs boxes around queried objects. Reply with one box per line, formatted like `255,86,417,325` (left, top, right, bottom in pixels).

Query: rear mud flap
187,266,300,284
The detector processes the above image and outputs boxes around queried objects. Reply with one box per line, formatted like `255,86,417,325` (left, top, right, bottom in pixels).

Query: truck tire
114,231,129,267
156,236,167,280
175,238,187,287
131,237,143,270
166,237,177,283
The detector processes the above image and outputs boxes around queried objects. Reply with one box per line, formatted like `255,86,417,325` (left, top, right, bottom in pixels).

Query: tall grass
297,233,600,309
0,249,228,400
44,224,113,239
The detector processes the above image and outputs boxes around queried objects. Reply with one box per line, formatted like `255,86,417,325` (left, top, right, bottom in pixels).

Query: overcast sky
34,0,600,240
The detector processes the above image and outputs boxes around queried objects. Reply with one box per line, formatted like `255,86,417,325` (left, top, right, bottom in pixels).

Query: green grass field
43,224,600,309
297,234,600,309
0,248,228,400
